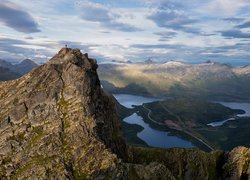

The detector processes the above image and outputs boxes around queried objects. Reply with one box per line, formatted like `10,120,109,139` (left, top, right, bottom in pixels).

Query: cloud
0,1,40,33
204,0,250,17
236,21,250,29
0,36,105,63
130,43,183,49
221,29,250,38
77,1,141,32
146,0,199,34
223,17,245,24
153,31,177,41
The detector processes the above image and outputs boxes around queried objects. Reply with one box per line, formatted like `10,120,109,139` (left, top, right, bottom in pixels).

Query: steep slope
0,48,249,179
0,48,127,179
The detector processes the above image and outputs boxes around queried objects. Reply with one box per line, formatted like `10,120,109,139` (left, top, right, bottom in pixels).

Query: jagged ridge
0,48,249,179
0,48,127,179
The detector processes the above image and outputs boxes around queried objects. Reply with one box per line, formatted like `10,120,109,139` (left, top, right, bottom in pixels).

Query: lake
114,94,194,148
207,102,250,127
113,94,161,108
124,113,194,148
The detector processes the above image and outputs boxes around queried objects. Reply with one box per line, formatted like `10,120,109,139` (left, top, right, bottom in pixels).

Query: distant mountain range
98,61,250,102
0,67,20,81
0,59,39,81
0,48,249,179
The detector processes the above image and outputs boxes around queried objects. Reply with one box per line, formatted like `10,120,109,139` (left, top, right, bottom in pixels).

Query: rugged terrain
0,48,249,179
98,62,250,102
0,48,127,179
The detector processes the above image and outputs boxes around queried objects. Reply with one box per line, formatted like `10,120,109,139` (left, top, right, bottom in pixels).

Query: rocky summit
0,48,249,179
0,48,127,179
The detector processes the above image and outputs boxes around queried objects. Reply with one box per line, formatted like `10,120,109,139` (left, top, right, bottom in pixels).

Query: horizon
0,0,250,65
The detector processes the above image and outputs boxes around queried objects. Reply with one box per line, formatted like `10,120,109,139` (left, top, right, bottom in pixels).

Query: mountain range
0,67,20,81
0,48,249,179
98,61,250,102
0,59,39,81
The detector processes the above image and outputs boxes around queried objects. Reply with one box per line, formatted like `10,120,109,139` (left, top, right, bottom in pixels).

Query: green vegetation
128,146,224,180
143,98,243,125
26,126,44,150
198,117,250,150
121,121,148,147
131,98,250,151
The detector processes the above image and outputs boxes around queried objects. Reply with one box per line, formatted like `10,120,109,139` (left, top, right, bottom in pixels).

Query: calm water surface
124,113,194,148
208,102,250,127
113,94,160,108
114,94,194,148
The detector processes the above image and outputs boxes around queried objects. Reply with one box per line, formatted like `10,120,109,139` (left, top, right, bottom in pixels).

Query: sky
0,0,250,65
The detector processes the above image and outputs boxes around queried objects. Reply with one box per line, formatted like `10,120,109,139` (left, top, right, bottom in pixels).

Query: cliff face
0,48,127,179
0,48,249,180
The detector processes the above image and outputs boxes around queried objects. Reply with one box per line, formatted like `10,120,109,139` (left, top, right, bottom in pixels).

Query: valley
0,48,249,179
114,94,250,151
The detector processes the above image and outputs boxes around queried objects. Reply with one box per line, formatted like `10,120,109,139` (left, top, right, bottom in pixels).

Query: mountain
0,48,249,179
12,59,39,75
98,62,250,102
0,59,13,69
0,59,38,77
0,67,20,81
0,48,127,178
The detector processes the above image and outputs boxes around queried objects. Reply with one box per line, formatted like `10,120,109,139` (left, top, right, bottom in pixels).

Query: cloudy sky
0,0,250,65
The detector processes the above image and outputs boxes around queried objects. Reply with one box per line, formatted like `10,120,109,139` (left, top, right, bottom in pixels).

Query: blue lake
208,102,250,127
124,113,194,148
113,94,160,108
114,94,194,149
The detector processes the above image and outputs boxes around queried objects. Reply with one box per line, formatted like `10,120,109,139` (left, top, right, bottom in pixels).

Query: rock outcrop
0,48,249,179
0,48,127,179
223,146,250,180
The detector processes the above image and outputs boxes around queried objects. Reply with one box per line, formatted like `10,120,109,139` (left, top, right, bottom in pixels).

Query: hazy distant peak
164,61,186,66
20,59,39,65
144,58,156,64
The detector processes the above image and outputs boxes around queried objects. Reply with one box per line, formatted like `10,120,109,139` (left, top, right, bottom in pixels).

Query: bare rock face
223,146,250,180
0,48,127,179
0,48,249,179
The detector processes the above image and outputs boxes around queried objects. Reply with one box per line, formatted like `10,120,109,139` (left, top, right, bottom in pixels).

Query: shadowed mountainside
0,59,38,78
0,49,249,179
98,62,250,102
0,67,20,81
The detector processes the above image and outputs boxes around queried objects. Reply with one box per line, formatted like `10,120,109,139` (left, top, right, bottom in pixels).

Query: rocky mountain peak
0,48,127,179
49,48,97,70
0,48,249,179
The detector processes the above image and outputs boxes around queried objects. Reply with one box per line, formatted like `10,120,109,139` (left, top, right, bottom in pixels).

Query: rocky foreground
0,48,249,179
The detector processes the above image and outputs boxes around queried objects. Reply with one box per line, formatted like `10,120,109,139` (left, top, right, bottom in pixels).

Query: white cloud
201,0,250,17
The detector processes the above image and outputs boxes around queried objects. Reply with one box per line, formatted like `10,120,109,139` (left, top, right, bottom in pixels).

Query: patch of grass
26,126,43,149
